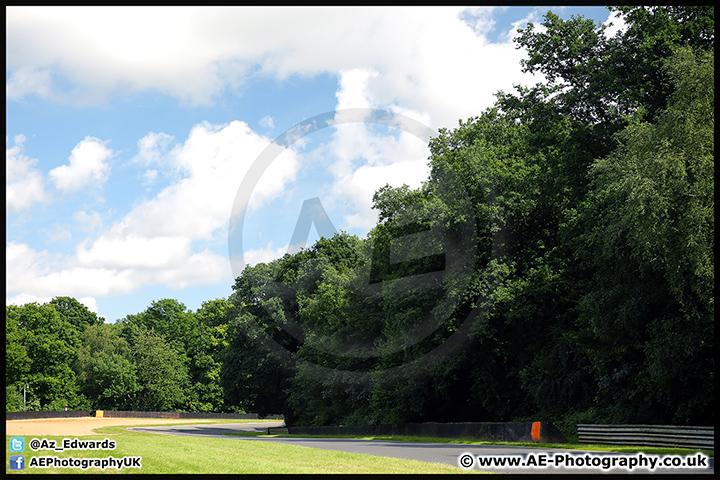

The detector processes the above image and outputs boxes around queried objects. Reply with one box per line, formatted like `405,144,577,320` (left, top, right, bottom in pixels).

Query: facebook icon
10,455,25,470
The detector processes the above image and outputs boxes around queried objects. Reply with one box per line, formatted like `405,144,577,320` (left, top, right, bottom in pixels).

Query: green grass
6,423,480,474
233,433,713,458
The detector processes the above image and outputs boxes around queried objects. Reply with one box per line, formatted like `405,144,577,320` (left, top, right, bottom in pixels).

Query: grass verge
6,424,480,474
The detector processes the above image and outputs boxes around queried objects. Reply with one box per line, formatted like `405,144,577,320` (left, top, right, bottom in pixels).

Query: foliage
5,6,713,430
49,296,105,330
217,6,713,428
6,296,233,413
130,328,190,411
579,46,714,424
5,301,86,410
74,323,139,410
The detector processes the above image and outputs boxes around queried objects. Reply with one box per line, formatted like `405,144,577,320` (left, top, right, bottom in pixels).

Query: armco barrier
577,424,714,449
6,410,91,420
98,410,284,420
268,421,567,443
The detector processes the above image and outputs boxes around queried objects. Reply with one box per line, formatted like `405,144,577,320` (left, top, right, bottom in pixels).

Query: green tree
515,6,714,130
185,299,234,412
5,302,86,410
218,6,714,429
49,296,105,330
75,323,139,410
221,310,294,419
580,46,714,424
6,307,31,387
6,310,32,411
121,299,198,354
131,328,189,411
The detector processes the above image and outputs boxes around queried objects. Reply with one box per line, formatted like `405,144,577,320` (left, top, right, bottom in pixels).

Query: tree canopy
6,6,713,436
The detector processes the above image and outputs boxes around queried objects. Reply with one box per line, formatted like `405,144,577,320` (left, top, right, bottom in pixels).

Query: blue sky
6,6,623,322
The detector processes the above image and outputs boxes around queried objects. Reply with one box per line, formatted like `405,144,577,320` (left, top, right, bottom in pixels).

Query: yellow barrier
95,410,104,418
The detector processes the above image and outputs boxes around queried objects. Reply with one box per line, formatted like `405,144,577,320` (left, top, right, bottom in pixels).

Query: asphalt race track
131,421,714,475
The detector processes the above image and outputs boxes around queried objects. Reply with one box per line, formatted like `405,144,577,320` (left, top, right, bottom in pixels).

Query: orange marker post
531,421,541,443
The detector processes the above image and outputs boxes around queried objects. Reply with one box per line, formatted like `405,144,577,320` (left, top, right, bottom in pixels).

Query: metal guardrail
578,424,714,450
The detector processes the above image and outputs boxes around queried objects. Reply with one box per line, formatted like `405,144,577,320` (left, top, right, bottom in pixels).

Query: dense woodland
6,7,714,439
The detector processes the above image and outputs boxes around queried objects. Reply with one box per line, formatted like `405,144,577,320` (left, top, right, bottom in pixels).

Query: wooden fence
6,410,283,421
98,410,283,420
6,410,91,420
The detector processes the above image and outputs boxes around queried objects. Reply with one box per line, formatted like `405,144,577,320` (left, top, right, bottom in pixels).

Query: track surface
132,421,714,475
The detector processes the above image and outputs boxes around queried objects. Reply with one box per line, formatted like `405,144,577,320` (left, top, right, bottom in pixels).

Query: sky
6,6,624,323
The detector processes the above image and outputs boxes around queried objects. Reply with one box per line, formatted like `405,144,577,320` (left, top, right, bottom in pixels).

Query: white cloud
34,268,136,297
6,66,53,100
73,210,104,234
6,240,53,281
49,136,113,193
135,249,231,289
132,132,175,166
50,120,286,296
6,240,135,299
5,119,293,308
321,70,432,230
249,148,301,211
78,296,100,315
460,7,499,36
332,158,429,231
6,134,46,212
336,69,378,110
6,234,229,309
6,6,562,313
142,169,158,186
76,235,190,269
6,7,540,126
6,292,54,308
115,120,281,239
243,242,289,268
259,115,275,129
6,292,102,321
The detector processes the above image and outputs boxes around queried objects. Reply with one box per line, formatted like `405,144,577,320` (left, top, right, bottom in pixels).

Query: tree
6,310,32,411
579,46,714,424
515,6,714,130
185,299,234,412
131,329,189,411
49,296,105,330
218,6,714,429
5,302,86,410
221,310,295,419
6,306,31,387
121,299,198,354
75,323,139,410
